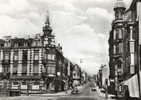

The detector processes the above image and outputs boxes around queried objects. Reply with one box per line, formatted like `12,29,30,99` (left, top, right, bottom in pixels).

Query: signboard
137,2,141,45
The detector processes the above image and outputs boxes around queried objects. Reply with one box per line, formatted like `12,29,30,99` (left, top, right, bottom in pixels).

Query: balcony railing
2,60,10,64
0,72,10,79
10,73,41,79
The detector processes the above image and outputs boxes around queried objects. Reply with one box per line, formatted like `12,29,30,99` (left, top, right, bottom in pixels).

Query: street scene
0,0,141,100
0,81,115,100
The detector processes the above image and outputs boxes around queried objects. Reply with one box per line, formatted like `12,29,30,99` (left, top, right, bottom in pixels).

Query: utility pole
105,78,108,99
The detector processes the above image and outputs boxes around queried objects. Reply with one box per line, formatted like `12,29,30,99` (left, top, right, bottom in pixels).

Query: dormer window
24,42,27,47
5,41,11,47
19,42,23,47
14,43,18,47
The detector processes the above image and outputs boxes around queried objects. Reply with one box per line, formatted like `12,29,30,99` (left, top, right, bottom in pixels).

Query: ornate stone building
0,13,73,95
109,0,141,97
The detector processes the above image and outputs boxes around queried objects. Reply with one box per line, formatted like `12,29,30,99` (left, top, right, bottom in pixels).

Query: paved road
0,82,117,100
57,83,105,100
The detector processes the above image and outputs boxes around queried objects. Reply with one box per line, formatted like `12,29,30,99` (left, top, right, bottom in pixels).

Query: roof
114,0,126,9
126,0,141,11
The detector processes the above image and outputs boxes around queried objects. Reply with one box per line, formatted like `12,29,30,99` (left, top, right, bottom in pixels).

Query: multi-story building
109,0,141,97
72,64,82,87
0,12,76,96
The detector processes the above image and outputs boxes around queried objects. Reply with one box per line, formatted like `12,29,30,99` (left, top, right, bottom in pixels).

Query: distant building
72,64,81,87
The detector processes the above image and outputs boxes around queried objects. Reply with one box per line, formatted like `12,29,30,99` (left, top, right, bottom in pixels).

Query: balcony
113,19,125,25
10,73,41,79
0,72,10,79
41,72,56,79
2,60,10,64
112,53,122,58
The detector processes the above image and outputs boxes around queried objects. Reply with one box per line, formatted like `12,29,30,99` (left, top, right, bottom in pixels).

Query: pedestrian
65,80,68,94
105,79,108,99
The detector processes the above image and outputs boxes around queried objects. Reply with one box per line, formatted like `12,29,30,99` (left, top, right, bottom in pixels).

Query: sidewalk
30,85,84,97
97,87,116,100
30,90,71,97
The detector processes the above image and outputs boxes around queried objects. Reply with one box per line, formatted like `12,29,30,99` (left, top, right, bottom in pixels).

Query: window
113,30,116,40
32,41,40,46
37,41,41,46
119,43,123,54
22,82,26,85
14,43,18,47
47,67,55,74
34,50,39,60
4,41,11,47
131,54,135,66
13,51,18,61
116,28,123,40
13,82,19,85
33,64,39,75
34,81,39,85
115,10,123,20
22,50,27,60
24,42,27,47
130,42,134,53
22,64,27,75
19,42,24,47
3,65,10,73
47,54,55,60
113,45,116,54
13,63,18,75
73,73,76,77
4,52,10,60
118,29,123,39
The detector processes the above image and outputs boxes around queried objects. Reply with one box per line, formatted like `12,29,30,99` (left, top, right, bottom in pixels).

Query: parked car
71,87,79,94
91,86,97,91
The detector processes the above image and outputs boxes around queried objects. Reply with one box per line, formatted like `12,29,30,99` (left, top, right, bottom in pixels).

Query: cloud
0,0,123,75
86,7,113,33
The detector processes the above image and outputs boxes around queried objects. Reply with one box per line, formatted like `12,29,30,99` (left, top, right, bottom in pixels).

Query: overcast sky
0,0,132,75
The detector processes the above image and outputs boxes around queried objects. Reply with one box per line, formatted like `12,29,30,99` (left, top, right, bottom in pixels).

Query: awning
123,74,139,98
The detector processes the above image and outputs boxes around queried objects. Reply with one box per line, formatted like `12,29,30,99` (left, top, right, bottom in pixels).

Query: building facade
109,0,141,97
0,13,83,96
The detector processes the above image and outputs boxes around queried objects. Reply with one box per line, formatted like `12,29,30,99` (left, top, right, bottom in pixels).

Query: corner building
0,13,69,95
109,0,141,97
